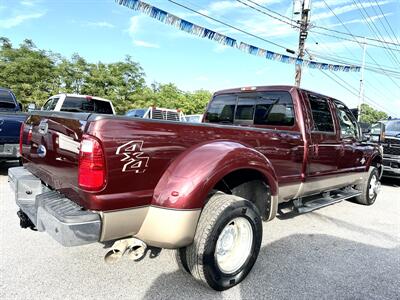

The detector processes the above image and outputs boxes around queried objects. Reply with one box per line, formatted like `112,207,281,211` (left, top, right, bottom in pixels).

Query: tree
0,36,212,114
0,38,58,106
360,104,388,124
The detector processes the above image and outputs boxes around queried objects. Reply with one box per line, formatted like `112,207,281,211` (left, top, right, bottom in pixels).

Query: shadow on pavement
0,160,19,176
380,177,399,187
143,234,400,300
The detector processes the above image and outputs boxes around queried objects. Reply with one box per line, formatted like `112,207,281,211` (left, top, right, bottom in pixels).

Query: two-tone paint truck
8,86,382,290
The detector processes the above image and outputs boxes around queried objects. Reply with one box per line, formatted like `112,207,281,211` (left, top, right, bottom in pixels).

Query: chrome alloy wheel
369,174,381,199
215,217,253,274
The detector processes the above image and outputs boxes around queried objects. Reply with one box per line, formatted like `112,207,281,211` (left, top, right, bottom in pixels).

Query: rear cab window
61,97,113,114
205,91,295,128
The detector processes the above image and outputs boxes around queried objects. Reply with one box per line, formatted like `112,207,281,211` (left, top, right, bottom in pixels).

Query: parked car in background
39,94,115,114
126,107,186,121
9,85,382,291
0,87,27,162
371,119,400,178
185,114,203,123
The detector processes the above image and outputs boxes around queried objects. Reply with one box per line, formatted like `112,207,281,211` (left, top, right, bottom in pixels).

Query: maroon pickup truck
9,85,382,291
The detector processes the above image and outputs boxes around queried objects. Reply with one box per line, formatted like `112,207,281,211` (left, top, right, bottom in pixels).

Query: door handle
310,144,318,156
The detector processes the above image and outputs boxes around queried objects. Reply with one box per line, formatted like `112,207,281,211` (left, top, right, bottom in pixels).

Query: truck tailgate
21,111,91,205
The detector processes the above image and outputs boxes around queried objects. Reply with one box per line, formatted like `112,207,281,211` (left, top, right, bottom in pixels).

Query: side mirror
18,102,23,111
361,133,369,142
27,103,36,111
369,122,385,144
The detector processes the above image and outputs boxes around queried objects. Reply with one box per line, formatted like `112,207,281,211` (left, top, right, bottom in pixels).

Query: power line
370,1,400,53
320,70,391,114
310,52,400,78
180,0,298,49
236,0,396,77
309,29,400,53
243,0,400,48
308,34,398,104
235,0,298,29
374,0,400,47
326,70,391,113
166,0,293,51
321,0,400,89
352,0,400,68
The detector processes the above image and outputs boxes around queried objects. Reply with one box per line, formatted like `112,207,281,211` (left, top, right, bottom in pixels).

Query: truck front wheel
177,192,262,291
355,166,380,205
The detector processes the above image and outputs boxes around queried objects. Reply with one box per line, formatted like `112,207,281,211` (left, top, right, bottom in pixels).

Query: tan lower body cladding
278,171,367,203
99,206,201,249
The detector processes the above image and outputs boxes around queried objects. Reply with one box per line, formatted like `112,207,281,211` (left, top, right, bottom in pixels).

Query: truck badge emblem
116,141,149,173
360,157,366,165
37,145,47,158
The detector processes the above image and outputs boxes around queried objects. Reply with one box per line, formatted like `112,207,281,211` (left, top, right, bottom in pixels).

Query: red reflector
78,135,106,191
19,123,24,155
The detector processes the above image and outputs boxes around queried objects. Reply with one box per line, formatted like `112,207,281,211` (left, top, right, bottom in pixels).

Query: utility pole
294,0,311,87
357,39,367,122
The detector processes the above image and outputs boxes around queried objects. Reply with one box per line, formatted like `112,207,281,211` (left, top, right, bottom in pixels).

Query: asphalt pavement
1,161,399,299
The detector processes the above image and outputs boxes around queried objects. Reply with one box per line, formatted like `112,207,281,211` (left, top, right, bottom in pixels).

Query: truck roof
213,85,344,103
50,93,113,103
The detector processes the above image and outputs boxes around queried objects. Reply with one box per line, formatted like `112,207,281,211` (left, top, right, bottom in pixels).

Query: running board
294,189,362,214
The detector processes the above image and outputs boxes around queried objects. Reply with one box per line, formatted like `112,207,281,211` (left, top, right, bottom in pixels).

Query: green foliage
360,103,388,124
0,37,211,114
0,38,58,106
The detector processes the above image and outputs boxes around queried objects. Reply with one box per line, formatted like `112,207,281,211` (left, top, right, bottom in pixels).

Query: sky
1,0,400,116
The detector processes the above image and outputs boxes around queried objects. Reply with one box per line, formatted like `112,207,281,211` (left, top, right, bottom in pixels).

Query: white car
41,94,115,115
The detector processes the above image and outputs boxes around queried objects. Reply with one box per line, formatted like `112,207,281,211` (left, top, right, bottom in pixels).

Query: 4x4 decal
116,141,149,173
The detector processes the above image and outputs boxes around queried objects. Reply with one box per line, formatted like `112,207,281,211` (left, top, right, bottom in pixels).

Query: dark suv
372,119,400,178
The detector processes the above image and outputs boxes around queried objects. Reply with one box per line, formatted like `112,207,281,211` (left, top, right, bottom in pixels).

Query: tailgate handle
38,122,48,134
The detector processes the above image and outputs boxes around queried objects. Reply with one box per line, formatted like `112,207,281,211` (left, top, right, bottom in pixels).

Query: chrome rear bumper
8,167,101,247
0,143,19,159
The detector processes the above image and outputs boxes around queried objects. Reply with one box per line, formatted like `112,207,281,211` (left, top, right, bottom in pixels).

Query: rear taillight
78,135,106,191
19,123,24,155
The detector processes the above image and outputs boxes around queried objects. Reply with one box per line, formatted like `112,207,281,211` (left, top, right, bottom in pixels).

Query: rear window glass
61,97,113,114
205,91,295,126
205,94,236,124
254,93,294,126
235,97,256,124
308,95,335,132
0,90,16,109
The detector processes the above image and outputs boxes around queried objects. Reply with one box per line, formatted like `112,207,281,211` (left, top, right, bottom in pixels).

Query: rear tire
177,192,262,291
355,166,380,205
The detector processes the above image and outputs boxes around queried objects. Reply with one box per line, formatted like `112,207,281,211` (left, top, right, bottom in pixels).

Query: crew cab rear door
305,93,341,177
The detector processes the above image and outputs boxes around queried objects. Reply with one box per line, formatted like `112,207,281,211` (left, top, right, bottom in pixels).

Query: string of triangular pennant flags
116,0,360,72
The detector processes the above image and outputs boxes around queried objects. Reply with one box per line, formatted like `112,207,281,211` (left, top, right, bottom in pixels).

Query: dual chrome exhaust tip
104,237,147,264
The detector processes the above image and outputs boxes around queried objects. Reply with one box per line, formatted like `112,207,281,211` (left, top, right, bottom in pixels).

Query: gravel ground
1,161,399,299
